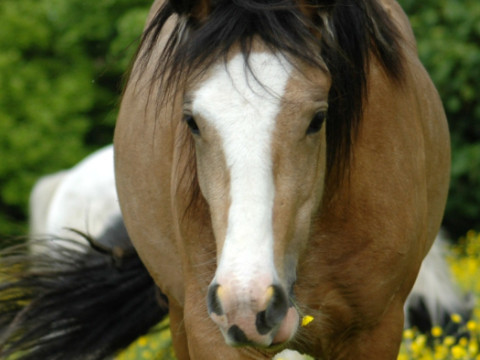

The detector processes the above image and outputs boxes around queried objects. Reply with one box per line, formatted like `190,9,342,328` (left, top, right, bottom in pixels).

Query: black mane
136,0,405,184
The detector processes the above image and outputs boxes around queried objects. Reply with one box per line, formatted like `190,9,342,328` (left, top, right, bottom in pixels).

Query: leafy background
0,0,479,359
0,0,151,238
401,0,480,239
0,0,479,239
1,0,479,240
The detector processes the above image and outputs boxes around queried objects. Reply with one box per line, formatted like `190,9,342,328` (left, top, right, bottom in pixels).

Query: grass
116,318,176,360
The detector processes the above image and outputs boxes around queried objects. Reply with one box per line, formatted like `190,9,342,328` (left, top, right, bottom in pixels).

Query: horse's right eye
185,115,200,135
306,111,326,135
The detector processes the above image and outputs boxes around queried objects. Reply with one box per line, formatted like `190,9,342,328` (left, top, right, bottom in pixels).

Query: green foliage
398,0,480,238
0,0,151,237
0,0,478,239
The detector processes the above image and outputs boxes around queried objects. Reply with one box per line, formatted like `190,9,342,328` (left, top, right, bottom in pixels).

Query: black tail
0,221,168,360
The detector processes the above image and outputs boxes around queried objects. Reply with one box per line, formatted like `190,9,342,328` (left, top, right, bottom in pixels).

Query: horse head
184,50,330,347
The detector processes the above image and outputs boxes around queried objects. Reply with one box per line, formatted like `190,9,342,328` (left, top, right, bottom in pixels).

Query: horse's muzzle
207,282,299,347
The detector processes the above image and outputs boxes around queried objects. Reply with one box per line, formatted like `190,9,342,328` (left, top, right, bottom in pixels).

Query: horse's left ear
168,0,218,21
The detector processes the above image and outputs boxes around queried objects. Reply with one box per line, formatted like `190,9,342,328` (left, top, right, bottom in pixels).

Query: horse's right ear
167,0,215,21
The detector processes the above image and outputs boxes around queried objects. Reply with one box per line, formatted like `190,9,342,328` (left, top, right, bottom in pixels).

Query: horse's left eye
184,115,200,135
306,111,327,135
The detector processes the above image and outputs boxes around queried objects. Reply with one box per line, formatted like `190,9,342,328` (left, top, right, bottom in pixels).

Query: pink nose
207,282,298,347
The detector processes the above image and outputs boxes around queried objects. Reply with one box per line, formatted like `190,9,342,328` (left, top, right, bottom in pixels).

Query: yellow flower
301,315,314,327
137,336,148,347
403,329,415,340
411,335,427,355
451,344,467,359
431,326,443,337
434,344,449,359
467,320,477,332
459,337,468,347
469,340,479,356
444,336,456,346
451,313,463,324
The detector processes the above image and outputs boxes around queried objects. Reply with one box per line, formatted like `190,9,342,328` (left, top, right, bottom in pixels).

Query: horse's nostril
256,310,271,335
227,325,249,345
256,284,288,335
207,283,224,315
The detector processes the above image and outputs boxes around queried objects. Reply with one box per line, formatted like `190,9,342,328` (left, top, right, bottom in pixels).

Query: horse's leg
169,300,191,360
346,303,404,360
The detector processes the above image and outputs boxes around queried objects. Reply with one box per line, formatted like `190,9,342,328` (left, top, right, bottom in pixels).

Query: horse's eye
185,115,200,135
306,111,326,135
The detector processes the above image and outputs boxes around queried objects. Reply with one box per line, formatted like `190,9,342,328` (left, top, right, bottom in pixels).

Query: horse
0,141,469,359
28,145,121,248
0,144,168,360
113,0,451,358
0,0,455,358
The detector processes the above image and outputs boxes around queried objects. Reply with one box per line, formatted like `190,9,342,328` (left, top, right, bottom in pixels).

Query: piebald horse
28,145,121,246
114,0,450,359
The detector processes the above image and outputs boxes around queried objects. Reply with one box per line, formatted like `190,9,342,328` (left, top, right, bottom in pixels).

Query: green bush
0,0,151,237
0,0,478,239
399,0,480,238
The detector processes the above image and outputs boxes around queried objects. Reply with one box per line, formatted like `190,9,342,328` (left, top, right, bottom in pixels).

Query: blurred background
0,0,479,242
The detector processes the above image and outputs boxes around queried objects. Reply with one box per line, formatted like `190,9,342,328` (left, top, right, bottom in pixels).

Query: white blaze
192,52,292,288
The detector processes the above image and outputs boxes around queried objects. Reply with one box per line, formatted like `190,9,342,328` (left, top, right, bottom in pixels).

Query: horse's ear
168,0,217,21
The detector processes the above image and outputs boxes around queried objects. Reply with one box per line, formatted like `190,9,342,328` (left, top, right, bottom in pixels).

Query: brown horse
114,0,450,359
